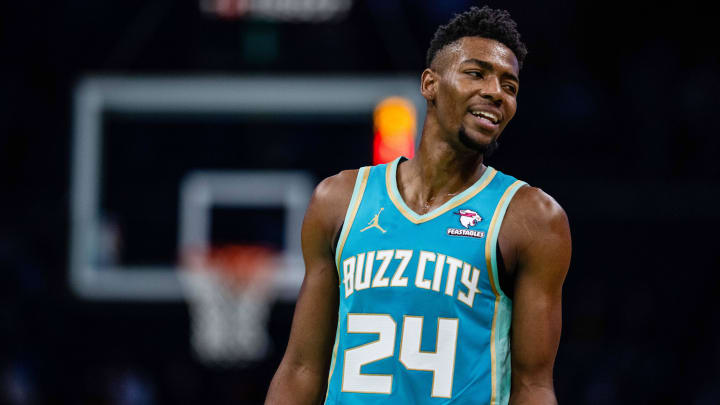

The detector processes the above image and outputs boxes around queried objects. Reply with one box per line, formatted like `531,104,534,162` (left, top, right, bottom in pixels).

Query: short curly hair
426,6,527,70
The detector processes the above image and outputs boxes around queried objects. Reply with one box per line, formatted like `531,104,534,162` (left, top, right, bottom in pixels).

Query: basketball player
266,6,571,404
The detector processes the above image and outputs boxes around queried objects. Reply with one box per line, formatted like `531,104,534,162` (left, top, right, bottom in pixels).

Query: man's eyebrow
460,58,519,83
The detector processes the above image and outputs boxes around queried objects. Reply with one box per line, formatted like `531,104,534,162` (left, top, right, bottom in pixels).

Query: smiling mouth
469,110,500,124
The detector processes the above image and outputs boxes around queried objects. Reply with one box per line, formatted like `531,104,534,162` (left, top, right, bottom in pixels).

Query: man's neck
397,122,487,215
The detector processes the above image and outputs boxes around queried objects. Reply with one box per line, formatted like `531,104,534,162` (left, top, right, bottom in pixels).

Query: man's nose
480,76,502,105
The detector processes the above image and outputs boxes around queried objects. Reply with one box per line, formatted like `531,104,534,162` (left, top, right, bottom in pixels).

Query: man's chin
458,127,499,157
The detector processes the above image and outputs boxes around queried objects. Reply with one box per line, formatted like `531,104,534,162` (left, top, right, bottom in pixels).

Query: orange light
373,97,416,165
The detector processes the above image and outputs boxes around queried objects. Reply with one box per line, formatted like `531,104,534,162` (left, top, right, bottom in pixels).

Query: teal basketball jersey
324,157,527,405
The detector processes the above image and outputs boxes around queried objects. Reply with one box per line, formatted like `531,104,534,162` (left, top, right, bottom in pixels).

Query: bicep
506,189,571,390
280,197,340,377
266,172,357,404
511,259,564,383
265,233,339,404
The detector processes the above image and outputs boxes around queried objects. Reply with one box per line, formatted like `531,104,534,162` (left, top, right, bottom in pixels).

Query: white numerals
341,313,459,398
342,314,396,394
399,316,458,398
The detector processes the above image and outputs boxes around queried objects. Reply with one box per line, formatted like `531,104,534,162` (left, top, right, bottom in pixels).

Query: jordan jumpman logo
360,208,387,233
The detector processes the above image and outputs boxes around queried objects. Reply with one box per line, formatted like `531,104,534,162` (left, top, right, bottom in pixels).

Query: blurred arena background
1,1,719,404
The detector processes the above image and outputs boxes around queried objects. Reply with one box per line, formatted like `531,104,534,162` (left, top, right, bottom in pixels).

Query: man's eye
504,84,517,94
467,71,483,78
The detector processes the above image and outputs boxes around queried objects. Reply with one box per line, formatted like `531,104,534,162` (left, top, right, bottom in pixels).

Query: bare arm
265,171,357,404
501,187,571,405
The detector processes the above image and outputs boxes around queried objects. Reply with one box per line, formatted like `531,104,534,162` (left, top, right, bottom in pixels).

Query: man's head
426,6,527,71
422,6,527,156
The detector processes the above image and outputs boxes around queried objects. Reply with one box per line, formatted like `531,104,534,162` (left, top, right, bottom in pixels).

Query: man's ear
420,68,437,103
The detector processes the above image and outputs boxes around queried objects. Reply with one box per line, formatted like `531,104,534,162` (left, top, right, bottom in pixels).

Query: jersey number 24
341,313,459,398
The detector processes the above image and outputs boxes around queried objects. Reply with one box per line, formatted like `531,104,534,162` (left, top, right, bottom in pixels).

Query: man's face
426,37,520,152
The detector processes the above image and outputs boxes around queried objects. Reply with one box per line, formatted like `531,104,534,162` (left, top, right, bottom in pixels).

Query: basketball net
180,244,279,366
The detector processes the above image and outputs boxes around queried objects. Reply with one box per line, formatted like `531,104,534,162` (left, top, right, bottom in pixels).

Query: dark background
2,1,719,404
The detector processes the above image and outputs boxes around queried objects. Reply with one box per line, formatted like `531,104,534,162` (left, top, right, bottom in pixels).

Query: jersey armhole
334,166,370,274
485,180,527,300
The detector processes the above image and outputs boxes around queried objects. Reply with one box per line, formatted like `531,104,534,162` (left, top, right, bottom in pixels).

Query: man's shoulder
305,169,363,234
498,184,571,278
509,185,567,226
312,169,361,208
499,183,568,242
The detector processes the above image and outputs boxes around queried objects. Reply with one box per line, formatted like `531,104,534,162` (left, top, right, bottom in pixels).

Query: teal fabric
325,157,526,405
